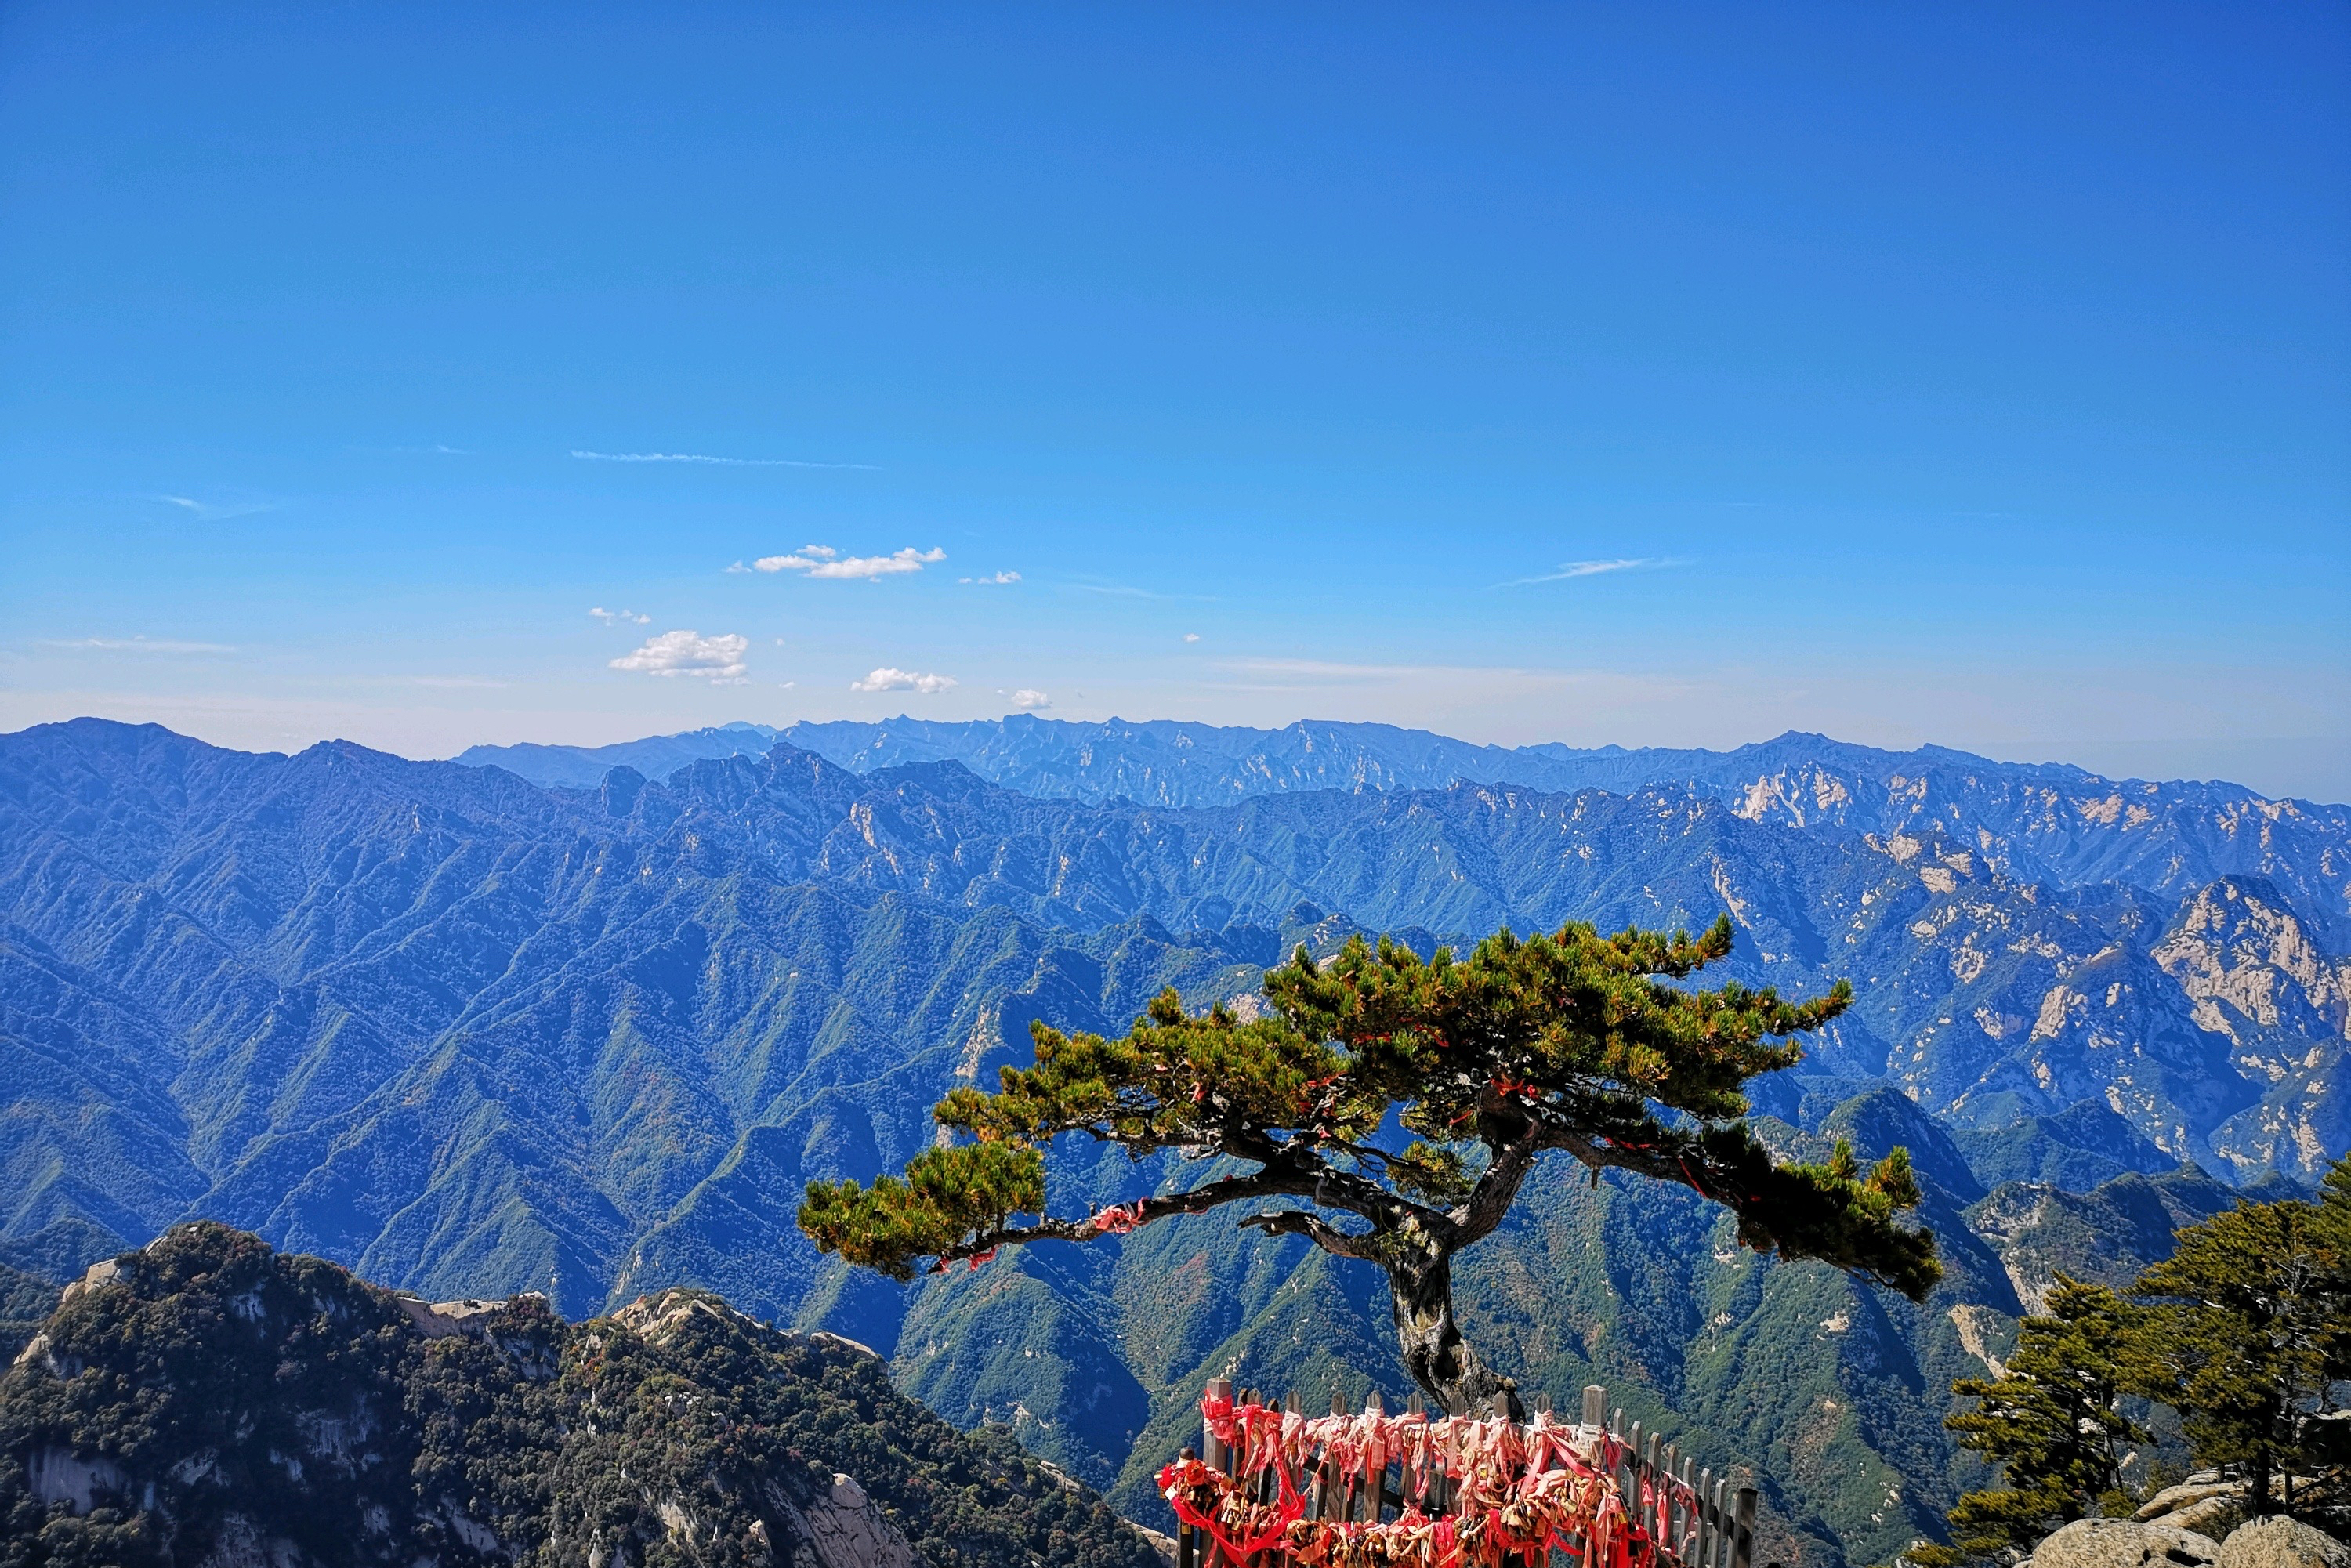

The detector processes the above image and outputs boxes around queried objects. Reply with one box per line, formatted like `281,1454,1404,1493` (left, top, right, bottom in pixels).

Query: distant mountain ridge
457,718,2351,946
454,720,784,788
6,715,2350,1566
456,713,2345,809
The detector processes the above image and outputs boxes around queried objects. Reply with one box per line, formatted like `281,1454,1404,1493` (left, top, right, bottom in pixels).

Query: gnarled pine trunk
1387,1255,1523,1419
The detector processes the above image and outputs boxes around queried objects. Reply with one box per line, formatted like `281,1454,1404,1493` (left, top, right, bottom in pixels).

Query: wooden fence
1168,1378,1756,1568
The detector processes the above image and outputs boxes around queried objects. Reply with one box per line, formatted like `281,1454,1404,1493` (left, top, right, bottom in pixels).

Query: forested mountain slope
1,1222,1155,1568
5,717,2348,1566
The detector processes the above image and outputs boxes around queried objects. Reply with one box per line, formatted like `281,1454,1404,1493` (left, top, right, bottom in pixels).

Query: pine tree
1911,1277,2146,1566
2309,1156,2351,1479
799,918,1941,1414
2128,1194,2342,1517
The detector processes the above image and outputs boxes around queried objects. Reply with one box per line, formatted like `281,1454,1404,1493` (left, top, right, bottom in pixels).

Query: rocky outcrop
1,1226,1161,1568
782,1472,919,1568
2218,1517,2351,1568
2143,1481,2253,1523
2033,1518,2223,1568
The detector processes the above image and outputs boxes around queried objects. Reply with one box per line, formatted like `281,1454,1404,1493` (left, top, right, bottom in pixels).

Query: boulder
2218,1518,2350,1568
2145,1484,2248,1523
2036,1519,2222,1568
2168,1498,2248,1541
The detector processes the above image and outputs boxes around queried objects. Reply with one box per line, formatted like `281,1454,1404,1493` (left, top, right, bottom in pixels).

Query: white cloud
589,607,651,625
155,495,272,521
1183,632,1201,643
754,545,946,581
959,570,1020,585
1502,558,1679,587
47,636,234,654
851,667,958,694
609,630,751,683
571,450,878,469
1010,689,1051,710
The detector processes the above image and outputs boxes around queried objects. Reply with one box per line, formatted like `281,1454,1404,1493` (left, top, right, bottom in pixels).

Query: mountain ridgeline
5,716,2349,1566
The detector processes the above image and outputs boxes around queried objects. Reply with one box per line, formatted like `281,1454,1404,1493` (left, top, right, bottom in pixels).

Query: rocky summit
0,1222,1157,1568
4,717,2349,1566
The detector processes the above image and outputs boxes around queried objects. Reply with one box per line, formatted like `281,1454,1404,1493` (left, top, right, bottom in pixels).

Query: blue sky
3,4,2346,798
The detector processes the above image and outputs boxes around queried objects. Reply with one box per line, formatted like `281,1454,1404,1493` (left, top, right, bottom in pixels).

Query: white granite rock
2217,1517,2350,1568
2035,1518,2222,1568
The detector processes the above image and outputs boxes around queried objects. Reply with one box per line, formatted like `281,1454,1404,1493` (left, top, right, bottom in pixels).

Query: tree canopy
801,916,1940,1413
2129,1182,2350,1516
1912,1155,2351,1563
1913,1277,2148,1566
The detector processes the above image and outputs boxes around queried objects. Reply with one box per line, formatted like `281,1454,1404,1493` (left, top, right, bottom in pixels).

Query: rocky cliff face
0,1224,1159,1568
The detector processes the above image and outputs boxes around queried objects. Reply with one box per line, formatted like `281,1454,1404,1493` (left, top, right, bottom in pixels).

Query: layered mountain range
7,715,2349,1566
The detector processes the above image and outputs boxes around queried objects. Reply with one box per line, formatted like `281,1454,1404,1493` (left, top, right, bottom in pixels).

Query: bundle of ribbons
1158,1395,1687,1568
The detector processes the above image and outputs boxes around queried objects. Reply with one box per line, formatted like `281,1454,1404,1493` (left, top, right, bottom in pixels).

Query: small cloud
610,629,751,683
779,680,796,689
851,667,958,694
755,545,945,581
155,495,272,522
958,570,1021,585
1183,632,1201,643
572,449,878,469
1010,689,1051,710
724,561,753,574
1500,558,1679,587
589,607,651,625
47,636,235,654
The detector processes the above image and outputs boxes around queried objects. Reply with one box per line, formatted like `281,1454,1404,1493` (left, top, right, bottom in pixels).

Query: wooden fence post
1581,1384,1606,1429
1642,1432,1661,1548
1731,1486,1757,1568
1625,1420,1645,1549
1678,1456,1696,1563
1177,1445,1197,1568
1660,1442,1679,1557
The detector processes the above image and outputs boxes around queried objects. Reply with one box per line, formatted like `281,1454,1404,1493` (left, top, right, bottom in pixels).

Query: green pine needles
1912,1157,2351,1563
801,916,1941,1414
1916,1278,2149,1564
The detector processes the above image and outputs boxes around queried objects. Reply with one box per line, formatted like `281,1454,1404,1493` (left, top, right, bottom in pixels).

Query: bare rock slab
2219,1518,2350,1568
2037,1519,2223,1568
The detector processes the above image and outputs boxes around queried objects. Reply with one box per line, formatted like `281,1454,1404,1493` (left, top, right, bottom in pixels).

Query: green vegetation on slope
0,1223,1159,1568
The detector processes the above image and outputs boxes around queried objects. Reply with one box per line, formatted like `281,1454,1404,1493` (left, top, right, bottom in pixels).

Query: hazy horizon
11,709,2344,809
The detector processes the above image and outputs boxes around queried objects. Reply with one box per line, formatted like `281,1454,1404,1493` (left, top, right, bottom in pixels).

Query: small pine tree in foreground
1907,1277,2147,1567
2130,1188,2348,1517
1913,1154,2351,1563
800,917,1941,1414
